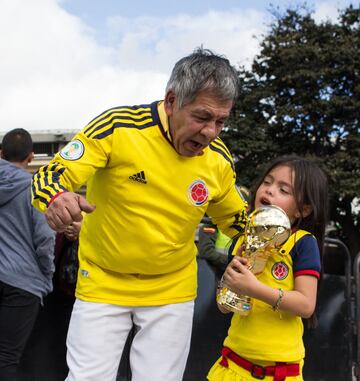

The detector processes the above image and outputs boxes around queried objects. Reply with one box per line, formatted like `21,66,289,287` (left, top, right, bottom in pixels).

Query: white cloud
313,1,343,23
0,0,168,132
15,0,351,133
107,9,267,72
0,0,354,134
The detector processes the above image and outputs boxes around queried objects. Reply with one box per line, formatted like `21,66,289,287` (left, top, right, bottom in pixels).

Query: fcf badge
271,262,289,280
188,180,209,206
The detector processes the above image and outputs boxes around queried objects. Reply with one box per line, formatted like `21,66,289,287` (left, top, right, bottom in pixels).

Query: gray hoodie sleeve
31,206,56,279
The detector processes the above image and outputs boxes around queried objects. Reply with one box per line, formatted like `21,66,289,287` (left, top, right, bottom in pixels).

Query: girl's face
255,164,300,223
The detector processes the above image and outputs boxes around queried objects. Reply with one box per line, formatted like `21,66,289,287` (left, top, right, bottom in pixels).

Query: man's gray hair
166,48,239,109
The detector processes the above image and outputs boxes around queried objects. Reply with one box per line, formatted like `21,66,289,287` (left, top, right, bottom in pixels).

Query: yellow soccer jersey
32,101,248,306
223,231,320,362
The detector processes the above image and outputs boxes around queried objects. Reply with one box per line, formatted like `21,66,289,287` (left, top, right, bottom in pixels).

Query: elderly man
32,48,248,381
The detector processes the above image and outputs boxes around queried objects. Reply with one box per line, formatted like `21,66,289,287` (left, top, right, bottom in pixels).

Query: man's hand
46,192,96,232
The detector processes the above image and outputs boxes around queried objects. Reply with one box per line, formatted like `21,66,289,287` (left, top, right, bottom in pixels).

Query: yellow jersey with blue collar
32,101,247,306
224,230,320,362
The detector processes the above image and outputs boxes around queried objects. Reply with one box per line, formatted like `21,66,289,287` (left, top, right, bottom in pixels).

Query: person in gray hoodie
0,128,55,381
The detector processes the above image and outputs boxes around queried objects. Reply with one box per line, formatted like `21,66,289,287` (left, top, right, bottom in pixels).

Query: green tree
223,71,274,188
222,5,360,255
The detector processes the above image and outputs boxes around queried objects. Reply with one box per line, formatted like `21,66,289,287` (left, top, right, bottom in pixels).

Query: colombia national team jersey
224,231,321,362
32,101,248,306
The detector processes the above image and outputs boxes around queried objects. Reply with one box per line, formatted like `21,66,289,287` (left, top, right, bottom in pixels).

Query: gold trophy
217,205,291,315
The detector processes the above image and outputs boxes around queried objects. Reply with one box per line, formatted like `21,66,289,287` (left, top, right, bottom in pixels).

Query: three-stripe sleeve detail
32,163,67,207
83,105,155,140
209,139,235,173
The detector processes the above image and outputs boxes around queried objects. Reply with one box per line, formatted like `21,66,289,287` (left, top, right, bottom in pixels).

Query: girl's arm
223,256,318,318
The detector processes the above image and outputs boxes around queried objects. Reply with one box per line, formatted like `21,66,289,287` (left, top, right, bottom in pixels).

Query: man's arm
32,130,111,230
45,192,95,232
207,182,248,239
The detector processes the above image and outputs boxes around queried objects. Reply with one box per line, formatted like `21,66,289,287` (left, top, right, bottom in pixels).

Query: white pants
65,299,194,381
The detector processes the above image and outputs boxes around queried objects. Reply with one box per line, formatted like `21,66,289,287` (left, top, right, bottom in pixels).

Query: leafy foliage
222,5,360,255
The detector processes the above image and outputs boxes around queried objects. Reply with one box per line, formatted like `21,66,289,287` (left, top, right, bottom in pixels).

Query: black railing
353,250,360,380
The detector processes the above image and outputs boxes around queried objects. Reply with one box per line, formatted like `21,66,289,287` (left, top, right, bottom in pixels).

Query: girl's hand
235,243,246,256
64,220,82,241
222,256,260,297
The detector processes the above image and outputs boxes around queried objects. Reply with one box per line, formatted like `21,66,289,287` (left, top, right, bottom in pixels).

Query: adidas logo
129,170,147,184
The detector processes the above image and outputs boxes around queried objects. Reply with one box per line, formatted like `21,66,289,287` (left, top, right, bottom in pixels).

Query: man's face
164,90,233,157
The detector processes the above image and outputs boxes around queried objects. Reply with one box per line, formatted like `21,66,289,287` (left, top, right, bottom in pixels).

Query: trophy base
217,288,252,315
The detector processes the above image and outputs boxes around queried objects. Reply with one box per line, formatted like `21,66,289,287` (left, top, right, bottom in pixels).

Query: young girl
208,155,328,381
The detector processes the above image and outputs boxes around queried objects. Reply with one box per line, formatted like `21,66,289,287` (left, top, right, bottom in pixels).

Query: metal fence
352,248,360,380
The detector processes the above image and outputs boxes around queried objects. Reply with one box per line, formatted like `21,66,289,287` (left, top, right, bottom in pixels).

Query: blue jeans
0,281,40,381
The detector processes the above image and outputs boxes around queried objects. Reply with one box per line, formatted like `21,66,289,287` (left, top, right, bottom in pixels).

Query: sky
0,0,357,134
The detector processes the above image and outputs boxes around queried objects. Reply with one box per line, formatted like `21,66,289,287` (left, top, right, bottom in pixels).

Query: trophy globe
217,205,291,315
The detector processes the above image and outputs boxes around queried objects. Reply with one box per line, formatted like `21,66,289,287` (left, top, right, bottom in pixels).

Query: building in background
0,130,77,174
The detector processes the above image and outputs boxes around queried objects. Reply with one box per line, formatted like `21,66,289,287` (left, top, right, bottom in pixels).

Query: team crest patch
188,180,209,206
272,262,289,280
60,139,84,161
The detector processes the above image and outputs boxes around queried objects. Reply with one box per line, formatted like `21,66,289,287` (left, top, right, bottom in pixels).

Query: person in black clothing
53,221,82,299
197,219,231,278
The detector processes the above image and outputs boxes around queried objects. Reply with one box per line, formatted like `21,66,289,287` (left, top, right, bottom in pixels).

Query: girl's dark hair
250,155,329,327
250,155,328,251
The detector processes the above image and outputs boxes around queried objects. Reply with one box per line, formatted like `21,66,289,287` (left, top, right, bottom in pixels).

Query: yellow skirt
207,356,304,381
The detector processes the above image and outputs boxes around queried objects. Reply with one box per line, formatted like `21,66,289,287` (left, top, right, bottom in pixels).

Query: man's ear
164,90,176,117
27,152,34,164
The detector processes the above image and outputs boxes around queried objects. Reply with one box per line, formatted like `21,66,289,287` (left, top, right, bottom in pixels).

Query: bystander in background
197,217,231,278
0,128,55,381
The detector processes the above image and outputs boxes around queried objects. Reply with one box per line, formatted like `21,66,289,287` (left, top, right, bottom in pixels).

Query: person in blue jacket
0,128,55,381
